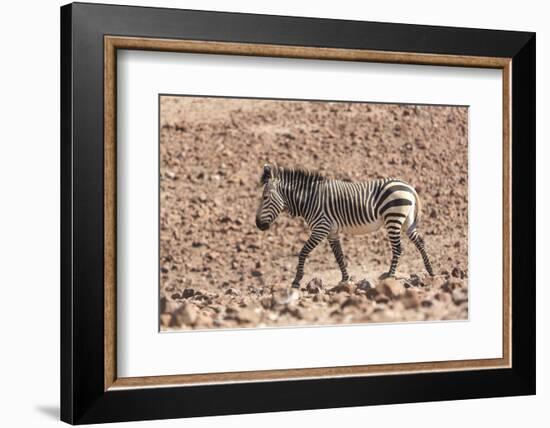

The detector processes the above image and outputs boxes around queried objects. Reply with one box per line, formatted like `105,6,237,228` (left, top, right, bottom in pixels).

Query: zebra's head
256,163,286,231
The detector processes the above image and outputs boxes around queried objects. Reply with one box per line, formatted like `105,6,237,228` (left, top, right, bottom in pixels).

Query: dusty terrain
159,96,468,331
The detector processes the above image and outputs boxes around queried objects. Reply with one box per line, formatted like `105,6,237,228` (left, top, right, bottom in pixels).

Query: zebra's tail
406,186,422,235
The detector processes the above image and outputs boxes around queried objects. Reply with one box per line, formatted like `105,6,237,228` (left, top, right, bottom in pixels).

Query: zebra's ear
261,164,272,185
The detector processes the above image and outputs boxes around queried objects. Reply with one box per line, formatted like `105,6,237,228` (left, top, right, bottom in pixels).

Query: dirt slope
159,96,468,331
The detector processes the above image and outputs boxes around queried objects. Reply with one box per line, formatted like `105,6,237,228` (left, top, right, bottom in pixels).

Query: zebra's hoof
339,277,352,285
291,282,301,289
378,272,394,280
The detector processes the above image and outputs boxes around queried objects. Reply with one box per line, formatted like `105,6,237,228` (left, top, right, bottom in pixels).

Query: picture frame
60,2,535,424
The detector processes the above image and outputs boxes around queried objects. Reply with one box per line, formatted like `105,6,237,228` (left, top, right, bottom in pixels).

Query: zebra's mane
278,166,326,183
262,164,327,185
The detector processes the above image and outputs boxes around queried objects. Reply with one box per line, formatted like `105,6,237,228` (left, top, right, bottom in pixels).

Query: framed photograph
61,2,535,424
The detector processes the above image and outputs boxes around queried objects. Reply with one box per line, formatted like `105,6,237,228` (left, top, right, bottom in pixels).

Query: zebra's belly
340,219,383,235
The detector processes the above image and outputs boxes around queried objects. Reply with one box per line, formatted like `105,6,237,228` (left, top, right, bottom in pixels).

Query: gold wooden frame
104,36,512,391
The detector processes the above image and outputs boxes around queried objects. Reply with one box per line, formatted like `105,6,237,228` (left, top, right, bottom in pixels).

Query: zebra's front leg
292,229,328,288
328,234,350,283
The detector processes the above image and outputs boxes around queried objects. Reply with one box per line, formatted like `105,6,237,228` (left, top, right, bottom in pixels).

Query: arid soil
159,96,468,331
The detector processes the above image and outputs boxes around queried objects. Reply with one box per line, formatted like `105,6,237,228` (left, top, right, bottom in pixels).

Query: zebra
255,163,434,288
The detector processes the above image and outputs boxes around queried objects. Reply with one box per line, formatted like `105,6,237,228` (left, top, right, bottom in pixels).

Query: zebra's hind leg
380,216,404,279
407,227,434,276
328,234,350,283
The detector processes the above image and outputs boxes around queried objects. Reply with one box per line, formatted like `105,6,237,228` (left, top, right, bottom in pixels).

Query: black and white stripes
256,164,434,288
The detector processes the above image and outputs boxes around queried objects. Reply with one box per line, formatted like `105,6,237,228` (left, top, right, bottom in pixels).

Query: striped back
257,164,416,231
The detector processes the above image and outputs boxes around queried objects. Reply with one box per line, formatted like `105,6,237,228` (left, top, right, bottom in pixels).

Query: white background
118,51,502,377
0,0,546,427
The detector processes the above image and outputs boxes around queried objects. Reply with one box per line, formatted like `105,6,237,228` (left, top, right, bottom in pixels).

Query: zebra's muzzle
256,218,270,231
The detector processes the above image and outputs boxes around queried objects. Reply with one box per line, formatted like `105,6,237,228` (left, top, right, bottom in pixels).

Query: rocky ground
159,96,469,331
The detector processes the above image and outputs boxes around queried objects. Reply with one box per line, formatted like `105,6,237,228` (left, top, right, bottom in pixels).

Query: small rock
330,282,352,293
377,278,404,299
416,139,429,150
238,296,252,307
402,289,420,309
306,278,323,294
163,299,181,314
208,304,223,313
260,296,273,309
405,274,421,287
237,306,261,324
451,267,462,278
181,288,195,298
272,285,300,305
219,215,232,223
329,307,343,317
164,283,178,293
160,313,172,327
442,279,464,293
284,304,303,319
435,292,451,303
330,293,348,306
375,294,390,304
392,301,405,312
423,275,447,289
175,303,199,326
251,270,263,277
194,312,214,328
267,312,279,321
452,288,468,305
226,304,239,315
355,279,373,292
160,297,168,313
341,296,362,309
225,287,241,296
365,287,380,300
